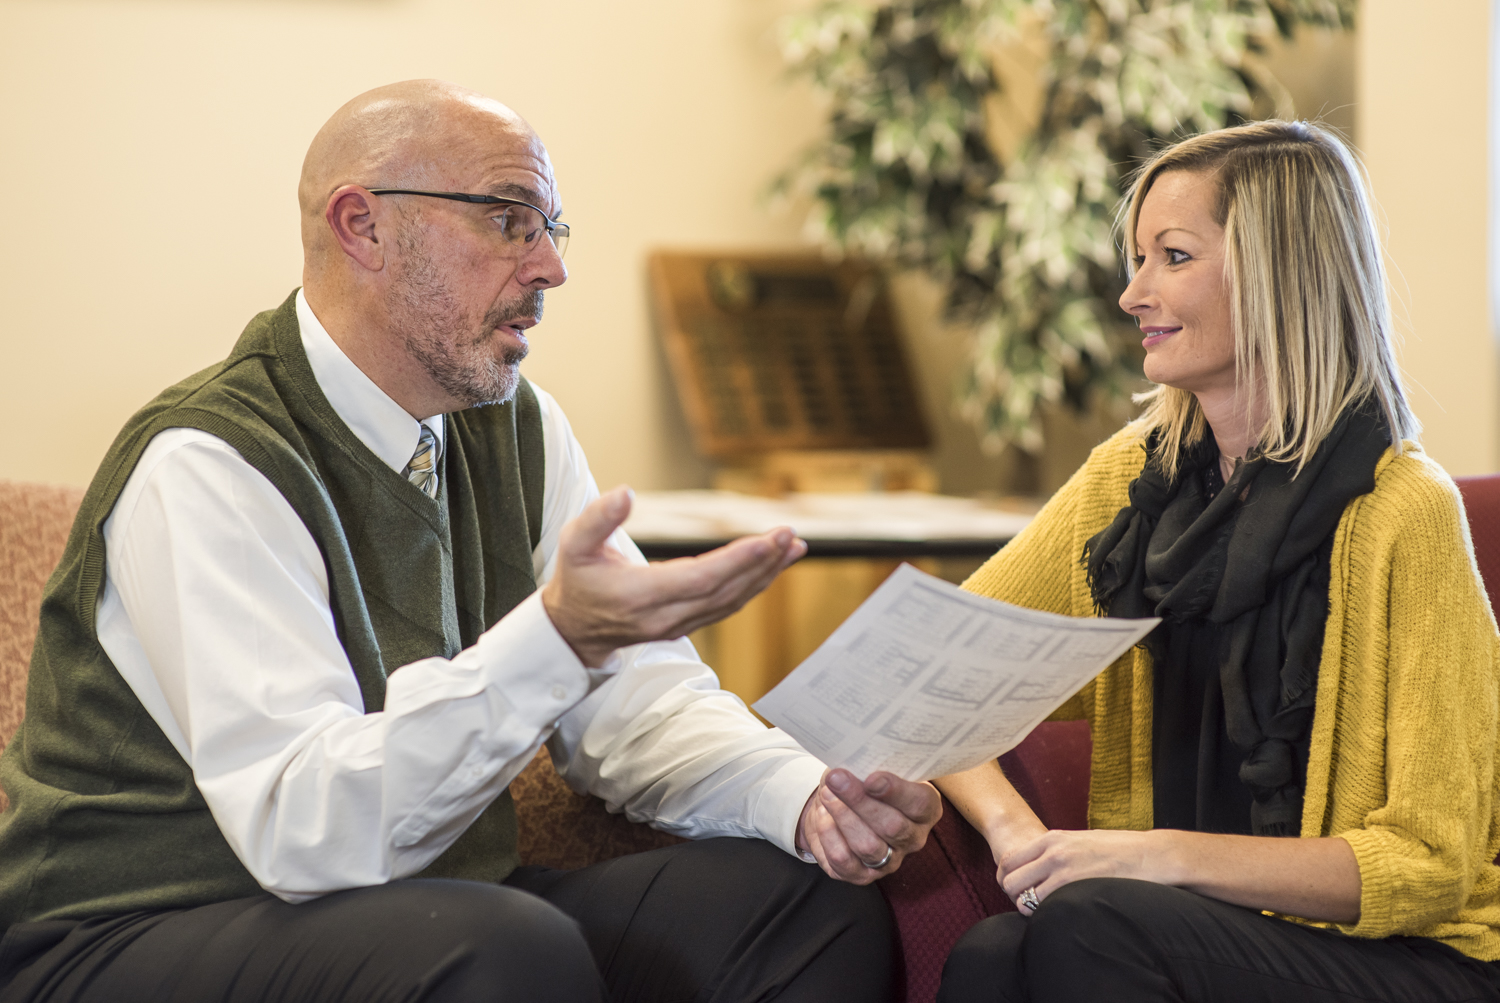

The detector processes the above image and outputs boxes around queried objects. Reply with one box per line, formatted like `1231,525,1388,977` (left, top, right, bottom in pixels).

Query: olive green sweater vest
0,290,544,925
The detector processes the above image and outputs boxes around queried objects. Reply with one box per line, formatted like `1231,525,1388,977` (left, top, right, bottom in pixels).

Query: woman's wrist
982,813,1048,867
933,759,1047,871
1146,828,1193,886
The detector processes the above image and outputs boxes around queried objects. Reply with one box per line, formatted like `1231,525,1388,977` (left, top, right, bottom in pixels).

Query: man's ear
325,185,387,272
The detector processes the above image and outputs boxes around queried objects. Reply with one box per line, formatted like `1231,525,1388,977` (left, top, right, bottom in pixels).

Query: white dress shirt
95,289,823,903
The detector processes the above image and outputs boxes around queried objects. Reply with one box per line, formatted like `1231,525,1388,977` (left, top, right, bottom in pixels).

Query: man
0,81,943,1002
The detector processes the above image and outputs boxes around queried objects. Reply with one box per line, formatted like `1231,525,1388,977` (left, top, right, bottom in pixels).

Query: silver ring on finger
862,844,894,870
1018,886,1041,912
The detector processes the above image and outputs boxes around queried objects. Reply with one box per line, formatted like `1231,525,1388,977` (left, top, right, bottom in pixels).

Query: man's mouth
489,318,535,365
483,290,543,359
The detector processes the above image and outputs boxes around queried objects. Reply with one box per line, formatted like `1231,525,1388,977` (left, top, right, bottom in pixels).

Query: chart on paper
753,564,1158,782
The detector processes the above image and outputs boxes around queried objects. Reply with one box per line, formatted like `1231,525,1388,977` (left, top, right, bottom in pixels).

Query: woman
934,120,1500,1002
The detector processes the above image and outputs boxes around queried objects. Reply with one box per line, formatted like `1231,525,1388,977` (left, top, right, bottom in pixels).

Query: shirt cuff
750,752,827,857
472,591,591,727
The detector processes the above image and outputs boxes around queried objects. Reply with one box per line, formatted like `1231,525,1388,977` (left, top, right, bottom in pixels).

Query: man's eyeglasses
367,189,570,260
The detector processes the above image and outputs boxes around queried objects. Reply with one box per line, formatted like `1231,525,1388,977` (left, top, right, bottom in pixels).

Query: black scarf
1083,404,1390,836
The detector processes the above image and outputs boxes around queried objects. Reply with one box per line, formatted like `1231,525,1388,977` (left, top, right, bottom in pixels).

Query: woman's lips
1141,326,1181,348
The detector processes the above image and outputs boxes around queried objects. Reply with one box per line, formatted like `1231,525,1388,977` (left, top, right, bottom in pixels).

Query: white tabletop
622,490,1035,543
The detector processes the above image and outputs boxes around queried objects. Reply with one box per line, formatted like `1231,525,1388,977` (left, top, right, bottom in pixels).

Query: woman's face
1119,170,1236,398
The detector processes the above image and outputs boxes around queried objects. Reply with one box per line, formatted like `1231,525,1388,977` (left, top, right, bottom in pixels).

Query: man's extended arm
99,389,822,900
523,390,828,855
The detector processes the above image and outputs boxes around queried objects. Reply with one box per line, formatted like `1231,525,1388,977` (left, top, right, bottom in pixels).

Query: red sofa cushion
878,720,1091,1003
1457,475,1500,614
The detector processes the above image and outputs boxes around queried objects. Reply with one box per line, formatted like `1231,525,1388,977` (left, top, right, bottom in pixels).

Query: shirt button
551,685,568,701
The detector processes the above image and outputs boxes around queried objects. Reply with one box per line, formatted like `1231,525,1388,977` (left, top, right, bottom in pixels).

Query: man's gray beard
389,226,540,408
405,292,538,408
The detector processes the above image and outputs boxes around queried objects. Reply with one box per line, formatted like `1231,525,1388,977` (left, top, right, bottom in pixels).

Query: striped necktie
403,423,441,498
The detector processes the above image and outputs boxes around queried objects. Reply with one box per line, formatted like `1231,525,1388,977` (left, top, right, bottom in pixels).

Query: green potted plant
777,0,1354,457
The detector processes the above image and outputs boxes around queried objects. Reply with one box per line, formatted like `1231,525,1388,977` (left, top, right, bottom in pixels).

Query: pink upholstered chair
875,721,1089,1003
0,480,86,777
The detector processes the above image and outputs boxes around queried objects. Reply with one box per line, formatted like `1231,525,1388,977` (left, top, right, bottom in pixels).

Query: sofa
3,474,1496,1003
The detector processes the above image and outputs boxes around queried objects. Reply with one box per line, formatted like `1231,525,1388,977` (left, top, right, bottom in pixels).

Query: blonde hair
1120,120,1418,479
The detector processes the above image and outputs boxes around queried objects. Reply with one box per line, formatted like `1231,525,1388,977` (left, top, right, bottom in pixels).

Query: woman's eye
1166,248,1191,265
1132,255,1145,269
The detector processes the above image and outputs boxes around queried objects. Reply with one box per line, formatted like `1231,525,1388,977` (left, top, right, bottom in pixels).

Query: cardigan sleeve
961,429,1143,722
1333,461,1500,939
962,469,1084,618
961,424,1150,614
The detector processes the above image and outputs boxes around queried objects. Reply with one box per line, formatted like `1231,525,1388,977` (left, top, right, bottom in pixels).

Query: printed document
753,564,1158,782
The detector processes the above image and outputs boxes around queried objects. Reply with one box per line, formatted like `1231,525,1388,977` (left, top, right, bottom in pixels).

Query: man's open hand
796,769,942,885
541,486,806,667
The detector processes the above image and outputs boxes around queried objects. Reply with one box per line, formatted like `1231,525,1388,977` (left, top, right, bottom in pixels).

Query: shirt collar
296,288,445,476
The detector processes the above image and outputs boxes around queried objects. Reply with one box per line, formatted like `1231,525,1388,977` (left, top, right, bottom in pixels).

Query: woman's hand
998,828,1362,923
999,829,1171,915
938,758,1362,921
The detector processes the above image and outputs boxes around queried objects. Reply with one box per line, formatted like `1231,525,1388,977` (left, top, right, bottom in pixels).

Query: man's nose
517,235,567,288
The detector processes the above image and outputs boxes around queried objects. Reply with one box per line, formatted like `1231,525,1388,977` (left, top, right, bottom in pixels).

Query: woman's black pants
0,837,894,1003
937,877,1500,1003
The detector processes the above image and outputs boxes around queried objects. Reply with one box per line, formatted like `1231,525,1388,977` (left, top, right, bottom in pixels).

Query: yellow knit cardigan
962,424,1500,959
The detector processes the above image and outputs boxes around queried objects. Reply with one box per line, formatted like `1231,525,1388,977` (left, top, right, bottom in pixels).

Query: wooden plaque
648,251,931,458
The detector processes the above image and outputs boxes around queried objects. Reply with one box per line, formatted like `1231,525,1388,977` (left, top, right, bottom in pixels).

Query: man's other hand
796,769,942,885
541,486,806,667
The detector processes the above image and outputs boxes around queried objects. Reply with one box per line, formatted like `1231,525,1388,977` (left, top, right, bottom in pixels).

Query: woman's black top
1084,405,1392,836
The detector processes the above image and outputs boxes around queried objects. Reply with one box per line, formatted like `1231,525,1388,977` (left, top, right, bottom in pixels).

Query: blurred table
623,490,1034,559
623,491,1036,704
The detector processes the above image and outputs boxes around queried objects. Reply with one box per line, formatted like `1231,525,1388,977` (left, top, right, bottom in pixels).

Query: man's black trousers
0,837,895,1003
937,877,1500,1002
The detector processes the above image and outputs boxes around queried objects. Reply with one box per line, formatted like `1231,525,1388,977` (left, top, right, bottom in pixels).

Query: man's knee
320,879,601,1002
390,878,589,952
721,838,895,1001
641,837,895,1000
699,836,891,937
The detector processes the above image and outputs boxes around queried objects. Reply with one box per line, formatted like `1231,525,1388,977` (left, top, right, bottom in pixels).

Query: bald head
297,80,566,419
299,80,547,264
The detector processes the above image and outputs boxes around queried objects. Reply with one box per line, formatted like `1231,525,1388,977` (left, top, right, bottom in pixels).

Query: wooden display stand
650,250,942,704
711,449,937,497
648,251,931,459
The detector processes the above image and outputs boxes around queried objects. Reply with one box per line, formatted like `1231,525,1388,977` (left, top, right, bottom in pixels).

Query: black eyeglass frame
366,188,570,257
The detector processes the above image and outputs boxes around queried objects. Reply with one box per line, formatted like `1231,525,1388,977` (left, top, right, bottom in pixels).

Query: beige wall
1357,0,1497,475
2,1,1496,491
0,0,826,491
